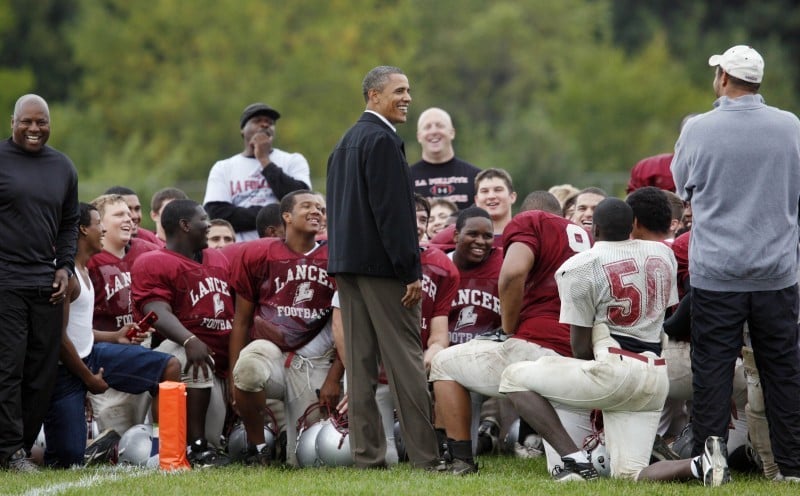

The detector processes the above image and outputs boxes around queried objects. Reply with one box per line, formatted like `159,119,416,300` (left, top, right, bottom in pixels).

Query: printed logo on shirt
190,276,231,307
293,281,314,305
273,264,334,293
430,184,456,196
455,305,478,330
105,272,132,301
213,293,225,317
452,289,501,315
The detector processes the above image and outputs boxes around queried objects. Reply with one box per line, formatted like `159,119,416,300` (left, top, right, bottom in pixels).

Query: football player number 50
603,257,672,326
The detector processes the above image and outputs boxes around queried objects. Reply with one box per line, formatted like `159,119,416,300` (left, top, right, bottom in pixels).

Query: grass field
2,456,796,496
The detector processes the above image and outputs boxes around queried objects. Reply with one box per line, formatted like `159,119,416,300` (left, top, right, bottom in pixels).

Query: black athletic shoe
651,434,681,462
552,456,599,482
84,429,121,466
188,439,231,468
241,444,272,466
447,458,478,475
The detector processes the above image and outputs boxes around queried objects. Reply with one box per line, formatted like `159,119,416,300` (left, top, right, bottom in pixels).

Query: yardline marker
19,466,172,496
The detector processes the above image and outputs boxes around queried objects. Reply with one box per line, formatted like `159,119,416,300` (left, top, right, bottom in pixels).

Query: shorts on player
154,339,214,389
87,342,172,395
428,337,559,397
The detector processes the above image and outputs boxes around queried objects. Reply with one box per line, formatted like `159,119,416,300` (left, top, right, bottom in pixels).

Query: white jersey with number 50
555,239,678,344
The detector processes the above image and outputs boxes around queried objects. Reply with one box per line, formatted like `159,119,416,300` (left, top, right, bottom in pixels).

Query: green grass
1,456,796,496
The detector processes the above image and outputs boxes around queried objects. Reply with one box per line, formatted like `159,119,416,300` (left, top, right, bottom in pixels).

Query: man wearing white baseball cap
707,45,764,84
671,45,800,483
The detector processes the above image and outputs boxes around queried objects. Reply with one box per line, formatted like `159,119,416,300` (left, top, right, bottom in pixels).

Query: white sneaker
701,436,730,486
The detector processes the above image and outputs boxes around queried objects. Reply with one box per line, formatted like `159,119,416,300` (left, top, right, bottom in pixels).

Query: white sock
565,450,589,463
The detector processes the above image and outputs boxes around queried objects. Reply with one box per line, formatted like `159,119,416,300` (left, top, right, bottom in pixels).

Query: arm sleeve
55,166,79,272
433,258,460,318
130,255,174,313
260,157,311,199
555,260,597,327
204,202,262,232
364,135,421,284
670,132,692,201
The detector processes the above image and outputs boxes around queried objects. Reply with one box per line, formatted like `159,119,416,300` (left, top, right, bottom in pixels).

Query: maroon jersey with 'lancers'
503,210,592,356
87,237,159,331
131,248,234,376
231,238,335,352
448,247,503,345
420,246,460,347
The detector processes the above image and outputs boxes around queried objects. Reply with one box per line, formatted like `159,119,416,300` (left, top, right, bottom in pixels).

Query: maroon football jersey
503,211,592,356
131,248,234,376
135,227,163,247
230,238,335,352
448,247,503,345
672,231,690,299
420,246,460,347
87,238,159,331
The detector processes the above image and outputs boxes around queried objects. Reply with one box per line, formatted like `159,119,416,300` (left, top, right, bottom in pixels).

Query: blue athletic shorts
85,342,172,396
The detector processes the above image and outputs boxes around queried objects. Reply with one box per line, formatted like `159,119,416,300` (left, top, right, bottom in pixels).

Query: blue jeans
43,342,172,467
43,365,87,467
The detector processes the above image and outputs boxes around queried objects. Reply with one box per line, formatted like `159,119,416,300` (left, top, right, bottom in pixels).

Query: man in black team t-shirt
411,107,481,211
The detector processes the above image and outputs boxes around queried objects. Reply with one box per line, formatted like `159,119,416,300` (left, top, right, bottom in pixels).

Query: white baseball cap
708,45,764,83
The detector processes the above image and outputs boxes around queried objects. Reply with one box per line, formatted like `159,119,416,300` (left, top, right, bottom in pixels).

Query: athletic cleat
447,458,478,475
651,434,681,462
552,456,599,482
188,439,231,468
513,442,544,459
84,429,121,465
7,449,39,472
701,436,730,486
421,458,448,473
241,444,272,466
476,417,500,455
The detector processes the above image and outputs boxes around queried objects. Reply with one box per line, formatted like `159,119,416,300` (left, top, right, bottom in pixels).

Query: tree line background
2,0,798,229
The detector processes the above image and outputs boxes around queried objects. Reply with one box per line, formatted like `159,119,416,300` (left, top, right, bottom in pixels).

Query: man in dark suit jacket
326,66,442,471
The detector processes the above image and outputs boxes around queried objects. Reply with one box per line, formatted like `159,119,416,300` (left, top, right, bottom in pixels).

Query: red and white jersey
448,248,503,345
87,237,160,331
556,239,678,345
131,248,234,375
231,238,335,352
503,210,592,356
420,246,460,347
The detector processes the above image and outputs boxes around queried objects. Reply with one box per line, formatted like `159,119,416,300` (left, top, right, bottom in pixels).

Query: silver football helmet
117,424,153,466
296,419,327,468
589,441,611,477
316,414,353,467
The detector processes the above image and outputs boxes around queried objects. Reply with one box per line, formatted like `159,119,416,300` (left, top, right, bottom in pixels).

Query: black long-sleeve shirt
0,138,79,287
